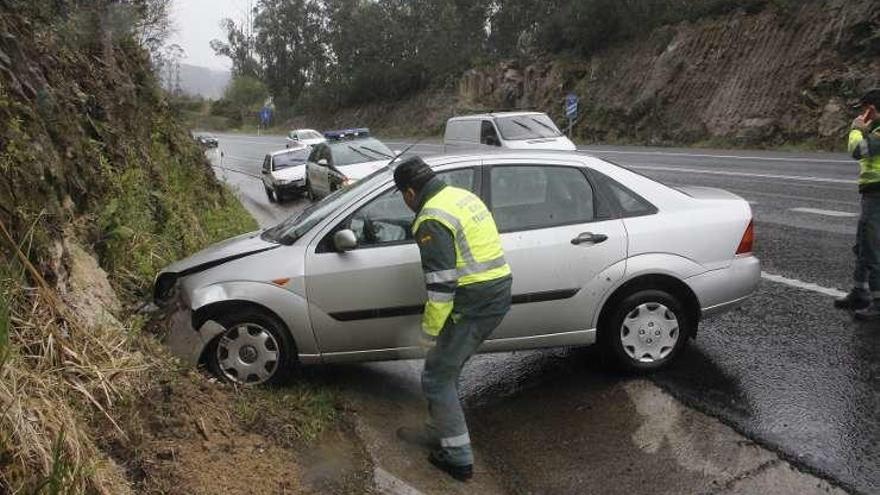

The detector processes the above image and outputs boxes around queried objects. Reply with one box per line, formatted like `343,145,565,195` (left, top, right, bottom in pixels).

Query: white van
443,112,576,152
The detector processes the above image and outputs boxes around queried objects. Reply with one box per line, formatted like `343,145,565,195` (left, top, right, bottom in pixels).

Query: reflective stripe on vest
413,186,511,287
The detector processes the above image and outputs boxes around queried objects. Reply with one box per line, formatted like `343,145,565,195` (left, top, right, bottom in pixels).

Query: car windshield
496,114,563,140
330,138,394,166
272,149,309,170
261,166,393,244
301,130,323,140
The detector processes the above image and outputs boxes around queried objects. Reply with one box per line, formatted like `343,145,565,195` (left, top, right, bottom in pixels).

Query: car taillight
736,220,754,255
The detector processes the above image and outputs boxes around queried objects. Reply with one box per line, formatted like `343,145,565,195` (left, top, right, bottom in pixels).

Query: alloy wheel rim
215,323,280,385
619,302,679,363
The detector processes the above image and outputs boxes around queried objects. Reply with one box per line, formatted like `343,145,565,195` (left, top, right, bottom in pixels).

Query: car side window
591,172,657,218
319,168,476,251
480,121,500,146
489,166,596,232
262,156,270,173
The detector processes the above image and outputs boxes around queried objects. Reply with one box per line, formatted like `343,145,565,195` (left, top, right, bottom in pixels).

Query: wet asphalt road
206,132,878,494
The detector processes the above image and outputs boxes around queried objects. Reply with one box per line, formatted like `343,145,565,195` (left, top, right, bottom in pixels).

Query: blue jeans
854,192,880,296
421,314,505,466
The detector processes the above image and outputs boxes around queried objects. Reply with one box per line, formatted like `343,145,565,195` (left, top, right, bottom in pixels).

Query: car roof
269,146,308,157
420,150,633,175
448,111,547,121
290,128,319,133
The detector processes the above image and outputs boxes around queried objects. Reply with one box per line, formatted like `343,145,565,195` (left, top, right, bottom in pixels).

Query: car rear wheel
207,308,295,385
602,289,691,371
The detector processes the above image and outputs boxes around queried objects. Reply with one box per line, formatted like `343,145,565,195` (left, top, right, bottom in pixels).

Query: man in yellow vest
837,89,880,319
393,156,512,481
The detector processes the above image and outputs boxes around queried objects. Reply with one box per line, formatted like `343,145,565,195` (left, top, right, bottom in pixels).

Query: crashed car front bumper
164,301,225,366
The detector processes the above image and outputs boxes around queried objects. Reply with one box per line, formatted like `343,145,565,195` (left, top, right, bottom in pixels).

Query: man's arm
415,219,457,339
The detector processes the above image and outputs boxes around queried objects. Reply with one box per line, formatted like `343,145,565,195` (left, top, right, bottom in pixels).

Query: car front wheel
265,186,276,203
602,289,691,371
207,308,295,385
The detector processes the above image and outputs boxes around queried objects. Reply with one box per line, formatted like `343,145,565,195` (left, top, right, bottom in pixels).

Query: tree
221,75,269,125
210,17,261,78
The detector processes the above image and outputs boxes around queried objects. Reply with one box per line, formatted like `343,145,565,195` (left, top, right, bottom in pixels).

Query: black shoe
396,426,440,449
854,303,880,321
834,291,870,310
428,450,473,482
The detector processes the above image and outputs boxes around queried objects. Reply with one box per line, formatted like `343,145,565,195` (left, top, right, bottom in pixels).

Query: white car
444,112,576,152
305,129,396,199
155,151,760,385
286,128,326,148
260,146,311,202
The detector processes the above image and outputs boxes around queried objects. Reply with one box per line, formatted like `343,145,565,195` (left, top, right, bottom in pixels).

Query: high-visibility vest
849,128,880,188
412,186,511,335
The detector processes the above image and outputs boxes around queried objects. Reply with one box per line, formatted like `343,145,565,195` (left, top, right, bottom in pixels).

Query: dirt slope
0,5,370,493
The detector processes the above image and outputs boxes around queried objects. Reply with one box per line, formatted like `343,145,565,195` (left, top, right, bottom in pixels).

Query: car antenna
385,138,424,169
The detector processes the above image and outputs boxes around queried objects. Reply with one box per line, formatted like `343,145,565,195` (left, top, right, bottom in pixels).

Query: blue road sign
260,107,272,125
565,93,578,119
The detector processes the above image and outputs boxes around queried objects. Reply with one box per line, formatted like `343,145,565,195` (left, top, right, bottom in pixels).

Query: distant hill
178,63,230,99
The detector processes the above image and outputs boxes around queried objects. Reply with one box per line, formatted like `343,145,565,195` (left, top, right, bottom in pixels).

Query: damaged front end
153,277,225,367
152,272,223,366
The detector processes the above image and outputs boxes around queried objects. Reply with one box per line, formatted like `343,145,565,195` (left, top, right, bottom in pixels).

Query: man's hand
853,109,875,131
418,333,437,350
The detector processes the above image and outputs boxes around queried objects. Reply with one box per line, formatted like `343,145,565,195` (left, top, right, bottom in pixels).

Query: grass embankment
0,5,350,493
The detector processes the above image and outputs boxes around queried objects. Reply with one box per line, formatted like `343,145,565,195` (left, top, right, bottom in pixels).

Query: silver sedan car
154,151,760,385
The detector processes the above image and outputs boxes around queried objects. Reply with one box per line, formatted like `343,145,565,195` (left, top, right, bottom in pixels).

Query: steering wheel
362,215,379,244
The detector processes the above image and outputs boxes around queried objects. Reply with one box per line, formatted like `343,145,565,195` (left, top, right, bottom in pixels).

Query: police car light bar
323,128,370,140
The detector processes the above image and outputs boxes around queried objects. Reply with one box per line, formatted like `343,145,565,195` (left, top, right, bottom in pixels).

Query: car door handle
571,232,608,245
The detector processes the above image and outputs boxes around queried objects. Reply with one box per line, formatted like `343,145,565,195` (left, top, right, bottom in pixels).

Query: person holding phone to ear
836,89,880,319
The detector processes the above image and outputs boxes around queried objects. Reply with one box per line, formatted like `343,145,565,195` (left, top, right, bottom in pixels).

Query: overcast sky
168,0,252,71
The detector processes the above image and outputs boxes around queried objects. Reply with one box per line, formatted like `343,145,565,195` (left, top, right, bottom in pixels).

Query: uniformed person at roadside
836,89,880,319
393,156,512,482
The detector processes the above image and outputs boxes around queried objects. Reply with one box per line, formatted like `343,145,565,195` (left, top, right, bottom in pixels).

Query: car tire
265,187,276,203
207,308,296,386
601,289,691,372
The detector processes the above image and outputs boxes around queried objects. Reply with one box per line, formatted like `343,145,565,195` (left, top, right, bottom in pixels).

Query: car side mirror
317,158,328,166
333,229,358,252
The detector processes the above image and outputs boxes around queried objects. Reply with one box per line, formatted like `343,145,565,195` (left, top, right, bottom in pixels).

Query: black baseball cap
393,156,435,191
853,88,880,109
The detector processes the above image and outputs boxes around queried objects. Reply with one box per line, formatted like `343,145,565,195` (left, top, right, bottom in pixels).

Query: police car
304,128,398,199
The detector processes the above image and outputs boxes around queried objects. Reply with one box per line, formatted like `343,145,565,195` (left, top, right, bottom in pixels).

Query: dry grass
0,221,153,494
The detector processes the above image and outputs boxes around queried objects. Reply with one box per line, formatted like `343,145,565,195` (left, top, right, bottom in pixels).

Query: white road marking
580,148,851,164
625,164,853,185
790,207,858,218
761,272,846,298
373,467,425,495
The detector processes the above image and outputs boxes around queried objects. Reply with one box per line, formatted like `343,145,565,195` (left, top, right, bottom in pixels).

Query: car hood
504,136,577,151
162,230,279,275
272,165,306,181
338,159,390,181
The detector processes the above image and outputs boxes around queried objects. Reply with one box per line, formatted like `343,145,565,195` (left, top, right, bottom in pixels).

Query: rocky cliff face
456,0,880,147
